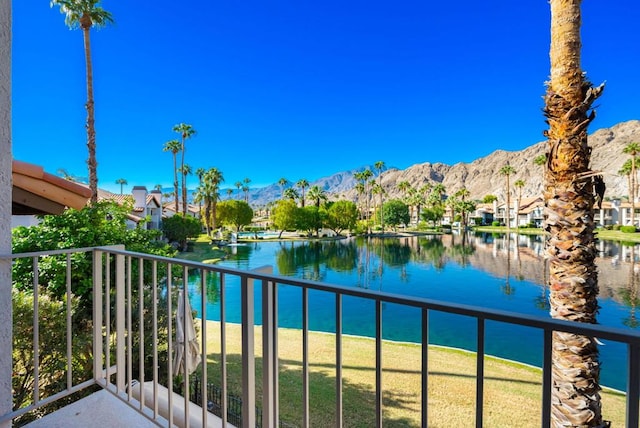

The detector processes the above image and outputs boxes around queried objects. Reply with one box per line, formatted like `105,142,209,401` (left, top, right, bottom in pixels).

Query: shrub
492,221,501,227
621,225,637,233
613,224,621,231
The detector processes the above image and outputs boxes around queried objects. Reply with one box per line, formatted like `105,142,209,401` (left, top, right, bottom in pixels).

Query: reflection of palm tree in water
622,245,640,328
501,234,515,296
534,256,550,311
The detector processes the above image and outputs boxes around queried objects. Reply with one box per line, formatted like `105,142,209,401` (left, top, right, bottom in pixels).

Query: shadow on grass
203,353,419,427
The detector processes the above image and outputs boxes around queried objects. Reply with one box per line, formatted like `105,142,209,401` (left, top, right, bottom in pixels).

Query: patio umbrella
173,289,201,376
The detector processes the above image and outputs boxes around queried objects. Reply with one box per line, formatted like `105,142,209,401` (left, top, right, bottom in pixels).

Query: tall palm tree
619,159,633,203
226,188,233,200
499,164,516,232
115,178,127,195
296,179,309,207
202,168,224,233
374,161,386,232
278,177,289,199
514,179,525,217
51,0,113,205
178,164,192,213
544,1,606,425
243,177,251,203
195,167,205,212
234,181,242,199
173,123,196,214
163,139,181,213
623,142,640,227
153,184,163,192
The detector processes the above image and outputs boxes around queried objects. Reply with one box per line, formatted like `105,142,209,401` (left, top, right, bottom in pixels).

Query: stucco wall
0,0,11,425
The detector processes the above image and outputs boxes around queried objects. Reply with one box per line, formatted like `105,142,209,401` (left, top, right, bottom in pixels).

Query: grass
197,321,627,428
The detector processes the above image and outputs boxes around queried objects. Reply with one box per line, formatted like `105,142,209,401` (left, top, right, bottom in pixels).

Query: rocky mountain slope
248,120,640,206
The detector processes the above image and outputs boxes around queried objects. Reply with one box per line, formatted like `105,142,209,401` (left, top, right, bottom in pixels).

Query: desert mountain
246,120,640,206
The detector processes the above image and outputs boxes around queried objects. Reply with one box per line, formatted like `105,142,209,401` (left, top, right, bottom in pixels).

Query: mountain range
243,119,640,207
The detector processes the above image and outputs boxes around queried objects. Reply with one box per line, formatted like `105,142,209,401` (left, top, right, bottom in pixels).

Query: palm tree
278,177,289,199
51,0,113,205
499,164,516,232
202,168,224,233
514,179,525,217
226,188,233,200
115,178,127,195
243,177,251,203
234,181,242,199
153,184,163,192
163,139,181,213
544,0,606,425
296,179,309,207
178,164,192,213
283,187,299,201
619,159,633,203
307,185,327,208
623,142,640,227
454,187,471,229
173,123,196,214
195,167,205,212
374,161,386,232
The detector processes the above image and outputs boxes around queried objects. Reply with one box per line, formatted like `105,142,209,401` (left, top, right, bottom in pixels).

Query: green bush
492,221,501,227
621,225,637,233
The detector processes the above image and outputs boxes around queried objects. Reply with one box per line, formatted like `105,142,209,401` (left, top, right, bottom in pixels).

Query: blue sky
11,1,640,194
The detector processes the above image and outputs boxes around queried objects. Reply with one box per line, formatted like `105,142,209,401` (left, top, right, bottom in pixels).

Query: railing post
241,276,256,428
262,274,277,428
115,253,126,391
627,342,640,428
93,250,104,382
0,3,11,426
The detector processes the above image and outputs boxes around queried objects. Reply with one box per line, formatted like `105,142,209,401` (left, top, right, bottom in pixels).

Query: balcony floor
23,390,160,428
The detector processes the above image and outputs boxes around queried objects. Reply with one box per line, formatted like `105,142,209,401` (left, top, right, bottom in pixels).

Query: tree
179,164,192,214
297,205,325,237
195,167,206,212
619,159,633,202
354,170,374,232
307,185,328,208
296,179,310,207
163,139,182,213
283,187,299,202
454,187,471,229
382,199,410,231
325,200,358,235
51,0,113,205
194,167,224,235
514,179,525,216
623,142,640,227
162,214,201,251
534,154,547,179
242,177,252,203
115,178,127,194
483,194,498,204
173,123,196,214
374,161,386,232
499,164,516,231
272,199,299,238
217,200,253,232
278,177,289,198
543,0,606,425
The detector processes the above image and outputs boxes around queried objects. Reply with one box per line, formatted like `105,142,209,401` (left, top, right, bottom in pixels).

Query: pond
187,232,640,391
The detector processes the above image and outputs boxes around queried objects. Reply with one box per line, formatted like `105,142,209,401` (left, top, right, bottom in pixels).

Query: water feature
187,232,640,391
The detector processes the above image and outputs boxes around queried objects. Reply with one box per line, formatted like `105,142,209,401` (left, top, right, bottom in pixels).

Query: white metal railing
3,246,640,427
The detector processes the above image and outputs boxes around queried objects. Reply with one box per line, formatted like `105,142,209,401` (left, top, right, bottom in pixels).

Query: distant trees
382,199,409,230
296,179,309,207
325,200,358,235
173,123,196,214
115,178,127,194
623,142,640,226
51,0,114,204
217,200,253,232
499,164,516,230
163,139,181,213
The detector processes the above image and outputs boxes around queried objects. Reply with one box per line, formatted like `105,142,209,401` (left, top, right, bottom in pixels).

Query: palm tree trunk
632,158,636,227
82,24,97,205
173,155,179,214
544,1,606,426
